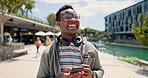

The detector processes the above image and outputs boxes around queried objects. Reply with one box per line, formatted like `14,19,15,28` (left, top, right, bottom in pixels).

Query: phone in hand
70,67,84,73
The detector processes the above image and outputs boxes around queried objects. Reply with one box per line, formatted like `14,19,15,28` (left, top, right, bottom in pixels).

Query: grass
105,40,114,44
106,42,148,49
17,14,49,25
117,56,141,65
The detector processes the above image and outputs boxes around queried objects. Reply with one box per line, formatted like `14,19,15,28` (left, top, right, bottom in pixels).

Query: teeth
69,25,76,27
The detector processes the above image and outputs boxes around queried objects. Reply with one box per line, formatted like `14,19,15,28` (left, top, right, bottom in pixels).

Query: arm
92,49,104,78
37,49,50,78
87,42,104,78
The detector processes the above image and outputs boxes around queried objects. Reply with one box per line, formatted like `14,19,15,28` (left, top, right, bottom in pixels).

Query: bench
139,60,148,71
13,48,31,57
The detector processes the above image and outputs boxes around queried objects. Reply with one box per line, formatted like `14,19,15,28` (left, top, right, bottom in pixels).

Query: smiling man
37,5,104,78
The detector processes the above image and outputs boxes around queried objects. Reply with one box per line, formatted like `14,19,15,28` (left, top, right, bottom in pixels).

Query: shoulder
43,41,57,54
85,41,96,48
84,41,98,53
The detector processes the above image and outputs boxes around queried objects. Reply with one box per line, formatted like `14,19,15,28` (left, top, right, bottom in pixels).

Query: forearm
92,67,104,78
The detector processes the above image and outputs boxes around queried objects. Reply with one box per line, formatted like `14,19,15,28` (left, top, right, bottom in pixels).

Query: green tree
77,29,83,35
87,28,101,37
132,14,148,45
0,0,35,44
47,13,56,26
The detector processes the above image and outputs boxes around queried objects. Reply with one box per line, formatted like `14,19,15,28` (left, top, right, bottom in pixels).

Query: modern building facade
105,0,148,42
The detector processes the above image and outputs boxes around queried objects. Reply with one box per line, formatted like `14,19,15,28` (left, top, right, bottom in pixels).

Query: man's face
57,9,80,36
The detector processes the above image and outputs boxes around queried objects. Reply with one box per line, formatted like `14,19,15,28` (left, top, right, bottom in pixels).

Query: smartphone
70,67,84,73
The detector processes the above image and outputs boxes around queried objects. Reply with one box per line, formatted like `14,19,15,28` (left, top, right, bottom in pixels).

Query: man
37,5,104,78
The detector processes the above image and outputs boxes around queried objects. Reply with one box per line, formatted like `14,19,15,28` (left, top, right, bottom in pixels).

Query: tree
0,0,35,44
132,14,148,45
47,13,56,26
77,29,83,35
86,28,101,37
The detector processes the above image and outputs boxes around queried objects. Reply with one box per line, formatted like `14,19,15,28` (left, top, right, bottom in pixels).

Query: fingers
83,68,91,73
80,64,90,68
63,66,92,78
69,72,82,78
82,68,92,77
63,68,71,73
62,68,82,78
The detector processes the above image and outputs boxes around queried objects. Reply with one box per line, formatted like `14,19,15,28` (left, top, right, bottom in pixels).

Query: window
137,6,139,14
144,1,148,12
139,5,142,13
126,26,128,31
109,17,111,23
128,9,131,16
133,7,137,15
105,18,107,22
144,3,147,12
121,26,123,32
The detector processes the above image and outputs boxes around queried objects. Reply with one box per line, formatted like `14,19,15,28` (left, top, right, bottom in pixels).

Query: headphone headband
57,35,83,46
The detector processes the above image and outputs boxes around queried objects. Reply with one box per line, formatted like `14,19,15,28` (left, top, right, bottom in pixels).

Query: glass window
134,7,137,15
139,5,142,13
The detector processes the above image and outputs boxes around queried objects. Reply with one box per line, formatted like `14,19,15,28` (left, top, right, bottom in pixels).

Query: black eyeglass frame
61,14,80,21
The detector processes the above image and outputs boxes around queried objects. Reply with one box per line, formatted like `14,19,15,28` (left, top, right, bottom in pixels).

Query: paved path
0,45,147,78
0,45,44,78
99,52,147,78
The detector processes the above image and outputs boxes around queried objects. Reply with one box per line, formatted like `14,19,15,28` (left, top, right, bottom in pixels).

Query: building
0,13,59,44
104,0,148,44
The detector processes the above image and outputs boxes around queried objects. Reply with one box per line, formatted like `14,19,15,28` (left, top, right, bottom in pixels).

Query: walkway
0,45,147,78
100,52,147,78
0,45,44,78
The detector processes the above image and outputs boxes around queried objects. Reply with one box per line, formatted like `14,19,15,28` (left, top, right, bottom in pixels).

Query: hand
57,68,82,78
80,64,93,78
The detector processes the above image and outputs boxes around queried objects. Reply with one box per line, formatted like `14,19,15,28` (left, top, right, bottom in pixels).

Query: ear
57,22,60,26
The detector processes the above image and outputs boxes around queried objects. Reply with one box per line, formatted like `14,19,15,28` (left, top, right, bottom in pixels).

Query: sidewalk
99,52,147,78
0,45,147,78
0,45,45,78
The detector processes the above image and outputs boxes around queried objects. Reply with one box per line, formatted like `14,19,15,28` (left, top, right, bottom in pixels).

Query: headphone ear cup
73,36,83,46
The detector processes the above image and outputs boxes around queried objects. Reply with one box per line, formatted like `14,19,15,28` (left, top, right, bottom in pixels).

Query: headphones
57,35,83,47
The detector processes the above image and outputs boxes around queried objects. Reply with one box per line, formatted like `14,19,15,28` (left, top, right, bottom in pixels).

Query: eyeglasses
62,14,80,21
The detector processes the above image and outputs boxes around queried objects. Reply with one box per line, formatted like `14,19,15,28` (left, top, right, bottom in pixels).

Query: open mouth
67,24,78,31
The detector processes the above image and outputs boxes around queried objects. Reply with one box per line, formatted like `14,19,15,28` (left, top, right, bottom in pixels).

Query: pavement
0,44,147,78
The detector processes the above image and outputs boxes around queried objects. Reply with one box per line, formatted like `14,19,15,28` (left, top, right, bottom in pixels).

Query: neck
61,34,75,42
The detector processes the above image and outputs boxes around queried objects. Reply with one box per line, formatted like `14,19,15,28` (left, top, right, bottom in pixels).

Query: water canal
93,42,148,61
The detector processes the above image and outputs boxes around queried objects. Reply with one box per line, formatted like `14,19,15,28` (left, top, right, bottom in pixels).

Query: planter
0,43,25,61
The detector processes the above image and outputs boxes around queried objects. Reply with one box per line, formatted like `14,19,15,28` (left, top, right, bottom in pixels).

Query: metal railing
17,11,48,24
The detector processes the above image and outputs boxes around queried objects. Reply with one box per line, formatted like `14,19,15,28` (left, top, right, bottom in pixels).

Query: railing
16,11,48,24
22,13,48,24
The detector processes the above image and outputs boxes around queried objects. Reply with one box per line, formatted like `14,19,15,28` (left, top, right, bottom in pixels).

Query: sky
31,0,142,31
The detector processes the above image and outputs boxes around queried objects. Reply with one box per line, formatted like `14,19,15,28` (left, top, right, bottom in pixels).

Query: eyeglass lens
63,14,80,21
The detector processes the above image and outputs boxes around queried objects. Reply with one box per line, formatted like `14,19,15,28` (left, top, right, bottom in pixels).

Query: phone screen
70,67,84,73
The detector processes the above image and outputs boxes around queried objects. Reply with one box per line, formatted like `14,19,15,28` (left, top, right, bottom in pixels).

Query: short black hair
56,5,74,21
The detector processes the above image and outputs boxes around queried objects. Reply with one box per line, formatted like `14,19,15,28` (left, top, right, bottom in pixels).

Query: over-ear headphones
57,35,83,46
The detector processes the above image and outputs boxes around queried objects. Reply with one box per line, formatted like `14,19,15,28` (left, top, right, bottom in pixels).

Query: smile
67,24,78,31
68,25,76,27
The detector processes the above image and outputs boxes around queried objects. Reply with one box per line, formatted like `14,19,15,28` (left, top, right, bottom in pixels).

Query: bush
2,42,8,45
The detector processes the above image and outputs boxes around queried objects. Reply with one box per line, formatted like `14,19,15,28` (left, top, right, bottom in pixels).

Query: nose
69,18,79,22
68,19,78,24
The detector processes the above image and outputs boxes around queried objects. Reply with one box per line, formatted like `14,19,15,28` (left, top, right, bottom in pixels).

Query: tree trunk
0,21,4,44
0,14,6,44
